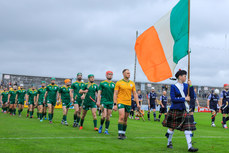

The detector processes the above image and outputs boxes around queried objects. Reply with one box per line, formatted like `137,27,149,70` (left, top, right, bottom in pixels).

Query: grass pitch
0,108,228,153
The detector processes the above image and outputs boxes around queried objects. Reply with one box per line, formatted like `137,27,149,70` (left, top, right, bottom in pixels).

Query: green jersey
99,80,115,104
81,82,98,103
71,81,85,102
46,84,59,102
27,89,37,103
9,90,17,102
16,89,26,103
59,85,71,103
37,87,46,102
1,91,9,102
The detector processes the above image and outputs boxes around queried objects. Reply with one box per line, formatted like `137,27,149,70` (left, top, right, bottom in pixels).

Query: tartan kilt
162,109,196,131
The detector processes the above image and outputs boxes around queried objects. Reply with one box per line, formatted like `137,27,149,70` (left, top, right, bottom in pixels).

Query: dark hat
175,69,187,78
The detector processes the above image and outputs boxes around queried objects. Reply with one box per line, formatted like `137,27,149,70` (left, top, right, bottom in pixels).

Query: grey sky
0,0,228,87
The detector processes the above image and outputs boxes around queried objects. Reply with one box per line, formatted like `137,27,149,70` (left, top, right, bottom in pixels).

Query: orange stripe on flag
135,26,172,82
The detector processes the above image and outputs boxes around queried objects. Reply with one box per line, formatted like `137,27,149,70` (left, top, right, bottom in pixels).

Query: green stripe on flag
170,0,189,64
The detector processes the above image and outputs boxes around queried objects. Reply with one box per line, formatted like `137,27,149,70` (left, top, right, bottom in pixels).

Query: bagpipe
135,109,145,121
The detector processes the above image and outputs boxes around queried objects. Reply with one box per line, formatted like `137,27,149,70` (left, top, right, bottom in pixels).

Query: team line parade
1,69,229,152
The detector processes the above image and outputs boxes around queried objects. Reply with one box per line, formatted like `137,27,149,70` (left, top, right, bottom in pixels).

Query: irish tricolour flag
135,0,189,82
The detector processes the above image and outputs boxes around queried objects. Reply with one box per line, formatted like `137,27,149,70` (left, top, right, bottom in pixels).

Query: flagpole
187,0,191,97
134,30,138,83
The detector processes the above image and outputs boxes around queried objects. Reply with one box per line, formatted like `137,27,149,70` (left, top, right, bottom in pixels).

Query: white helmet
20,84,24,87
151,87,155,90
214,89,220,95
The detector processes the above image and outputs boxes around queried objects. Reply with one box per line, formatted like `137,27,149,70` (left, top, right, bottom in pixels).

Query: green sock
74,114,77,122
40,113,43,119
63,115,67,121
18,110,21,115
80,119,84,126
30,111,33,117
123,124,127,132
100,119,105,126
76,116,80,124
50,114,53,120
48,114,51,120
93,120,97,128
105,120,110,129
118,123,123,133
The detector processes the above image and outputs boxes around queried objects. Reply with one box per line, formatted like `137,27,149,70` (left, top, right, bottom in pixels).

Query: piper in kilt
162,69,198,152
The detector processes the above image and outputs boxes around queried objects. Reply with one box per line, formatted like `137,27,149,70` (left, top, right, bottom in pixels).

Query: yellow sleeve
114,81,120,91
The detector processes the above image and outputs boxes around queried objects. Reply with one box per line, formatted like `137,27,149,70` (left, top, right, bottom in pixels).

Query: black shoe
167,142,173,149
188,147,198,152
122,134,127,139
73,122,77,127
148,118,151,121
118,134,124,140
154,118,157,121
157,119,160,122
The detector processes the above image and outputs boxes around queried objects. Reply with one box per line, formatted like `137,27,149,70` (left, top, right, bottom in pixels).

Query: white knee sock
167,129,174,145
184,130,192,149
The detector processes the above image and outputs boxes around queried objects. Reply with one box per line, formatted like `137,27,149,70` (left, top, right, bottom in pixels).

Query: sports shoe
94,127,99,131
211,123,216,127
148,118,151,121
19,114,21,117
118,134,124,140
221,121,224,128
61,120,64,125
157,119,160,122
104,130,109,135
65,122,68,126
49,121,53,124
188,147,198,152
44,117,47,120
79,126,83,130
122,134,127,139
40,119,43,122
224,125,228,129
193,122,197,125
98,126,103,133
167,142,173,149
154,118,157,121
73,122,77,127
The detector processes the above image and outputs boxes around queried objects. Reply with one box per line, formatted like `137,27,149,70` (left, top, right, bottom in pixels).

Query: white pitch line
0,137,113,140
0,136,227,140
136,136,228,139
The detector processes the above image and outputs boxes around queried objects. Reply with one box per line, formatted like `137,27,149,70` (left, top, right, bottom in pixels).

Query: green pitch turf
0,109,228,153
